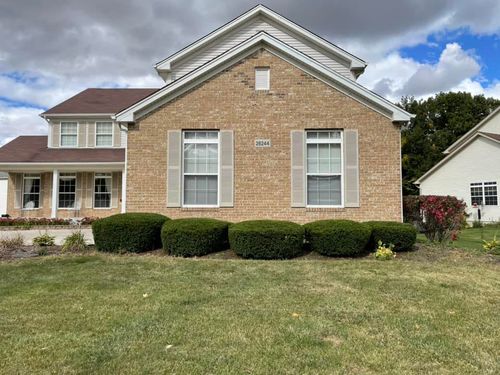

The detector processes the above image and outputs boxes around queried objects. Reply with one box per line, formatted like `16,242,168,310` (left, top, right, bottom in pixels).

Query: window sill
21,208,40,211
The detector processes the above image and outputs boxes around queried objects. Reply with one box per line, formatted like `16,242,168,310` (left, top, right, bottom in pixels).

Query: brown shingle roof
0,136,124,163
480,132,500,142
41,88,158,115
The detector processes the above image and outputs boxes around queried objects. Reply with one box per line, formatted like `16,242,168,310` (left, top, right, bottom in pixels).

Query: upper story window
255,67,270,90
96,122,113,147
22,173,40,209
183,131,219,206
470,182,498,206
306,130,343,207
60,122,78,147
58,173,76,209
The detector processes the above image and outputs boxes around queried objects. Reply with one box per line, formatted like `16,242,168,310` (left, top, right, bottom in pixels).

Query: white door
0,179,7,215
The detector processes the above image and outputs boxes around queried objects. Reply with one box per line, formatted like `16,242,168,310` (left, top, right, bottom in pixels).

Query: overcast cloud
1,0,500,144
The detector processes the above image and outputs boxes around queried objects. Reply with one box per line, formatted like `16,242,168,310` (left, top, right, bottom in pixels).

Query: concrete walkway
0,228,94,246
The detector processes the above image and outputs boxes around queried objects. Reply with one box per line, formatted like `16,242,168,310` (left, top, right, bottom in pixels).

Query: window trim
95,122,114,148
470,181,498,206
255,67,270,91
181,130,220,208
21,173,41,210
93,172,112,209
305,130,344,208
60,121,79,148
57,173,77,210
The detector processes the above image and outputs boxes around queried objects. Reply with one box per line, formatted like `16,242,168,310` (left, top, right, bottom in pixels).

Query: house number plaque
255,139,271,147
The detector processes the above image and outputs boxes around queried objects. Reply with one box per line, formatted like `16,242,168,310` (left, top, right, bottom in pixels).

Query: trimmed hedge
229,220,305,259
161,218,230,257
365,221,417,251
92,213,169,253
304,220,371,257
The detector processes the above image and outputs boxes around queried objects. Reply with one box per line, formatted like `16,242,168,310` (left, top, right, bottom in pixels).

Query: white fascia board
415,132,500,184
443,106,500,154
154,5,366,73
118,32,412,123
0,162,124,172
41,113,114,119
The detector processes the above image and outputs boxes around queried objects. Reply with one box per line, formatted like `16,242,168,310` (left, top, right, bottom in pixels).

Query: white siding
120,126,127,148
420,137,500,222
480,112,500,133
171,16,352,81
0,179,7,215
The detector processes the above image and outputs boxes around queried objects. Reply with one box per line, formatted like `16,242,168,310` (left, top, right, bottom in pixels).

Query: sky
1,0,500,145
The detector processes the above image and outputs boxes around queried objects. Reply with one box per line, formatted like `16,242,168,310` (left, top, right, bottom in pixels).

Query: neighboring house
0,172,7,215
416,106,500,222
0,5,412,223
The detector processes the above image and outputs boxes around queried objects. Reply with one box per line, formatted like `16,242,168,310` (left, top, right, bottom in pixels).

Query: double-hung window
58,173,76,209
470,182,498,206
96,122,113,147
306,130,343,206
22,173,40,209
94,173,112,208
183,131,219,206
60,122,78,147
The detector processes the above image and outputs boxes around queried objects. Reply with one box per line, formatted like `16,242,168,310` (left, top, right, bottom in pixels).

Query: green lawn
451,224,500,250
0,248,499,374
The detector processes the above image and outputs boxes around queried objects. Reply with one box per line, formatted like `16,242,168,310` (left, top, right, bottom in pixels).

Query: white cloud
0,103,47,146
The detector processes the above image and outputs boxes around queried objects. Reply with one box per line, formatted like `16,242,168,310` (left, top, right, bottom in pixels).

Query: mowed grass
0,250,499,374
451,224,500,250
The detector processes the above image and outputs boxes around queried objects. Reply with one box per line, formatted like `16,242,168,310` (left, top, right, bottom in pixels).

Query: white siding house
416,107,500,222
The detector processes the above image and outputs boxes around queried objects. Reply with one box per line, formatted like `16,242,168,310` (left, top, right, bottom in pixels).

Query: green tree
399,92,500,195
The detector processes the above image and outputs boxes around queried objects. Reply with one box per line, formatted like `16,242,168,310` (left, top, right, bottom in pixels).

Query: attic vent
255,67,270,90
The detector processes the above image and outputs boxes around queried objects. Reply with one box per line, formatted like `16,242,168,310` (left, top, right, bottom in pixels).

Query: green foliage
472,221,483,228
33,233,55,247
161,218,230,257
0,234,24,250
400,93,500,195
365,221,417,251
62,231,87,253
229,220,305,259
92,213,169,253
482,235,500,255
374,241,396,261
304,220,371,257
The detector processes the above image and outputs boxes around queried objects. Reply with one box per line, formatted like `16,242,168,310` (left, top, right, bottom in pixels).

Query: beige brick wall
127,49,402,223
7,172,122,218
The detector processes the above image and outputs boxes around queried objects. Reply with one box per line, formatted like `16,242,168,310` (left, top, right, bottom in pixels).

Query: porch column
51,169,59,218
121,168,126,213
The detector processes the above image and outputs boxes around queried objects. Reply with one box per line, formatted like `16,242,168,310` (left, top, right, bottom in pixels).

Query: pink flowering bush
404,195,466,243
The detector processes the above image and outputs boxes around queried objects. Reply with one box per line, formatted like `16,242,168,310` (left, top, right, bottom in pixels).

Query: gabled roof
415,131,500,184
0,136,125,164
154,4,366,76
443,106,500,154
117,32,412,123
41,88,158,116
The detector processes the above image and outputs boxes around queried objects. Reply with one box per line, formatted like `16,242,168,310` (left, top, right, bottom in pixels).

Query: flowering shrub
483,235,500,255
0,217,97,227
374,241,395,260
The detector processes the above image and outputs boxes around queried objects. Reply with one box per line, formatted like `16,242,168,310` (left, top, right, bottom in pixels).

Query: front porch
7,169,124,219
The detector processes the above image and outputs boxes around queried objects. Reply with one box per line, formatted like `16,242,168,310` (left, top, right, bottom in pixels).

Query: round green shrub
229,220,305,259
365,221,417,251
304,220,371,257
161,218,230,257
92,213,169,253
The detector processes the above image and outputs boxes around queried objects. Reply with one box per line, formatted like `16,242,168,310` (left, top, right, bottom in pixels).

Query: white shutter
111,172,120,208
87,123,95,147
167,130,182,207
85,173,94,209
14,173,23,209
291,131,306,207
255,68,270,90
113,123,121,147
344,129,360,207
219,130,234,207
78,123,86,147
39,173,44,208
52,123,60,147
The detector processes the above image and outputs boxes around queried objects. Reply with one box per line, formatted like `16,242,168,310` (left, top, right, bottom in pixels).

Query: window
306,130,342,206
96,122,113,147
183,131,219,206
22,174,40,209
58,173,76,209
60,122,78,147
470,182,498,206
255,67,270,90
94,173,112,208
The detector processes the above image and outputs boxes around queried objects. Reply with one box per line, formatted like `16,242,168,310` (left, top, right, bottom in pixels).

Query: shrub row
0,217,97,227
92,214,417,258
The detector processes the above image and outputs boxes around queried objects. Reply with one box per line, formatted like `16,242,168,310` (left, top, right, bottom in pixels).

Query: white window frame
255,67,270,90
57,173,77,209
470,182,498,206
181,131,220,208
60,122,79,148
306,130,344,208
22,173,41,210
95,122,114,148
93,173,112,209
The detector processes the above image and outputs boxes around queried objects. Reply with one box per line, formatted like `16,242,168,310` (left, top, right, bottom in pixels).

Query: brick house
0,5,412,223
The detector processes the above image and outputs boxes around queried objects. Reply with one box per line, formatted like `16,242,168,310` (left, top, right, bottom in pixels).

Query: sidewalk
0,228,94,245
